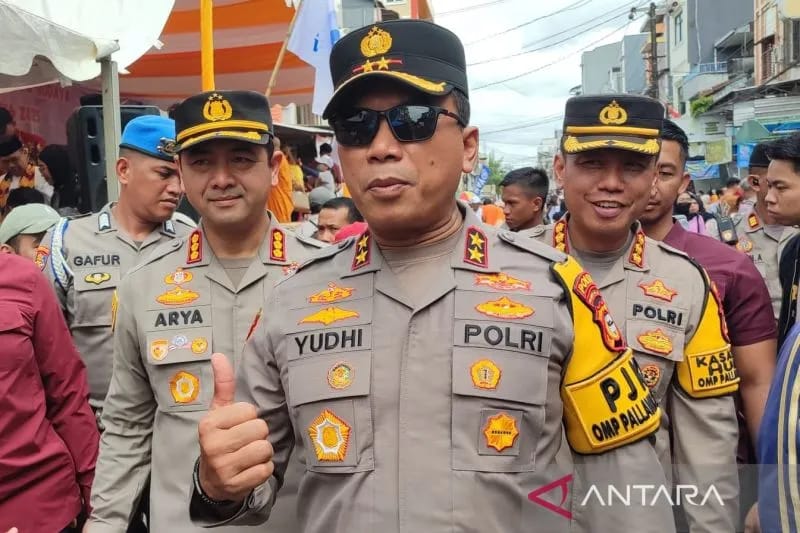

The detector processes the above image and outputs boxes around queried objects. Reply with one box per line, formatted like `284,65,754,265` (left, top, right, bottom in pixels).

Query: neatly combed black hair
765,133,800,174
321,196,363,223
6,187,45,210
499,166,549,200
661,119,689,165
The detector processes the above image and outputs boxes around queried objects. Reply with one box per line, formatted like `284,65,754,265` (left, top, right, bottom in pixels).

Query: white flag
287,0,340,116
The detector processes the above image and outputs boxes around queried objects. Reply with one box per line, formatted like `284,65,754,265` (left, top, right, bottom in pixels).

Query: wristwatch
193,458,234,507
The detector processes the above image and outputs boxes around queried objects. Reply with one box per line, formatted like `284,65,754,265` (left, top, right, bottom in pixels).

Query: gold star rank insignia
352,231,371,270
464,226,488,268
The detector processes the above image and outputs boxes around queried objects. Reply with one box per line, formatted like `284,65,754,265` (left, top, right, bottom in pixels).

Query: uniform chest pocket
145,328,213,412
626,319,685,401
286,351,374,474
72,267,120,327
451,345,549,473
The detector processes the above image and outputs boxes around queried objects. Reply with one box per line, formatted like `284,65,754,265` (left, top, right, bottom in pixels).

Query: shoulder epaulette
498,229,567,263
292,230,327,249
127,237,186,276
654,238,690,259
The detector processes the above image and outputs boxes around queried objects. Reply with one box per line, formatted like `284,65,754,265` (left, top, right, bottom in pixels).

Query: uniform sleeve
724,255,777,346
671,268,740,531
31,269,99,514
551,257,676,532
89,276,156,532
190,289,294,527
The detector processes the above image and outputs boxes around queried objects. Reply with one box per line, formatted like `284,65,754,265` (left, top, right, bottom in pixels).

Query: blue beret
120,115,176,162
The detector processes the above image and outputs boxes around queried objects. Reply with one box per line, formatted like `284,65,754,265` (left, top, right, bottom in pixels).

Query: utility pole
631,2,660,99
648,2,659,99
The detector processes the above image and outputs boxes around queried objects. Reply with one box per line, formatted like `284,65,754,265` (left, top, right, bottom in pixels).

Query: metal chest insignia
187,230,203,264
170,371,200,403
474,272,531,291
483,412,520,452
736,238,753,253
84,272,111,285
191,337,209,354
270,228,286,262
638,279,678,302
640,364,661,389
308,282,355,304
150,339,169,361
637,328,673,355
111,290,119,332
299,306,360,326
352,232,371,271
475,296,534,320
573,271,625,352
283,261,300,276
627,229,645,268
327,361,354,390
464,226,488,268
157,267,199,306
308,409,351,462
471,359,501,390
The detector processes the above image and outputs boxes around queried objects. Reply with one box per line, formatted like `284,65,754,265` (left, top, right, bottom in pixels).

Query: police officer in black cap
192,21,674,533
87,90,321,533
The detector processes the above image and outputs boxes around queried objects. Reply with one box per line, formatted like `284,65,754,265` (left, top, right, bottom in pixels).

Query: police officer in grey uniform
189,20,676,533
86,91,321,533
706,142,797,319
43,115,194,423
533,95,740,531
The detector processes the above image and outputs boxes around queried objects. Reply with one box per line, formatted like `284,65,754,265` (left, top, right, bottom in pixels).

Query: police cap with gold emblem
561,94,665,155
172,90,273,153
322,19,468,119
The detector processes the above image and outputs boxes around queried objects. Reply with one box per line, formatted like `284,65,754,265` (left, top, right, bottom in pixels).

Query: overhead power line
472,15,642,91
465,0,593,46
467,0,646,67
437,0,510,16
481,114,562,135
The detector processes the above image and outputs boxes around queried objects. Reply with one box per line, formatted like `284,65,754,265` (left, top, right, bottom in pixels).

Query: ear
678,172,691,194
532,196,544,211
270,150,284,188
0,244,13,254
116,156,130,186
461,126,480,174
554,152,566,189
748,173,762,192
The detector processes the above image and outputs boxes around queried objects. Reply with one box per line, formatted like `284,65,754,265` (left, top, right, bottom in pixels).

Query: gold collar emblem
203,93,233,122
360,27,393,58
599,100,628,125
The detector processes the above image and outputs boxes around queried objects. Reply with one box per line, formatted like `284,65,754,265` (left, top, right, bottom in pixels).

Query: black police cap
561,94,665,156
322,19,467,119
172,90,273,153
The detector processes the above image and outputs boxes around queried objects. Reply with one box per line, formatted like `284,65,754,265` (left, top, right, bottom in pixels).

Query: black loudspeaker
67,105,160,213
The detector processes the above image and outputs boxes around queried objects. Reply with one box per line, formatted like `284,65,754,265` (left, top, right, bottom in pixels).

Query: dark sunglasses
330,104,466,147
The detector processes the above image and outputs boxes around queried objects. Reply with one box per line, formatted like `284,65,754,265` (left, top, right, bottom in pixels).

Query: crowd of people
3,16,800,533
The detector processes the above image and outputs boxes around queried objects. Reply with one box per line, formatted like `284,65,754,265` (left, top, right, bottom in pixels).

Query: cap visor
323,71,453,118
119,143,175,162
562,134,660,155
175,130,272,152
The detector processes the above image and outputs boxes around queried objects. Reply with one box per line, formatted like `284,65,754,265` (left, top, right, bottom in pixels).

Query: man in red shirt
640,119,776,527
0,253,99,531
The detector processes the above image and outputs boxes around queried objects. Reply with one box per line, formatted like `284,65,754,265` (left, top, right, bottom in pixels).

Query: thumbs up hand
197,353,274,503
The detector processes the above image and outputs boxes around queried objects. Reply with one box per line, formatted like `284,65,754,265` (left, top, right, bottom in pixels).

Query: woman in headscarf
675,191,711,235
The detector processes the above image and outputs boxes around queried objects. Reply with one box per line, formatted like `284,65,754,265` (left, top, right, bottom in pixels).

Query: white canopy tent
0,0,174,199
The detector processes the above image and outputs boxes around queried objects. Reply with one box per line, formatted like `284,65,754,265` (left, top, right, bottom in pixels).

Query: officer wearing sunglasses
191,19,674,533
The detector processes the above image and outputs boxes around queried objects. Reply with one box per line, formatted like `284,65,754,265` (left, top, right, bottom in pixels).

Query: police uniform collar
260,212,292,266
161,219,176,236
95,203,117,233
341,227,382,278
550,215,650,272
745,210,763,233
